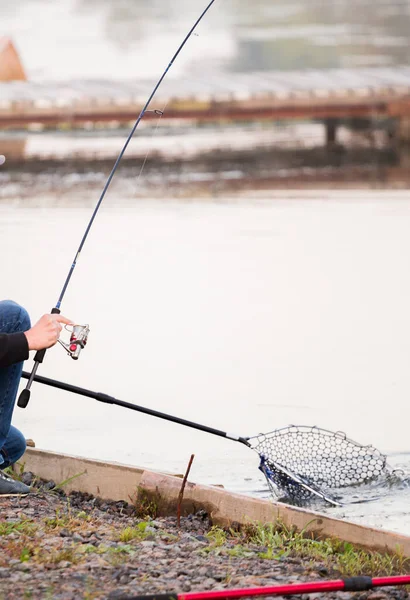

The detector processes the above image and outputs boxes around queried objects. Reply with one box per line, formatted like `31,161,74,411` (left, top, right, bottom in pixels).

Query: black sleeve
0,332,29,368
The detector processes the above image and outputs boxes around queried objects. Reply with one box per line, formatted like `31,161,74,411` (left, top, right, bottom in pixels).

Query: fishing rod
106,576,410,600
17,0,218,410
21,371,389,506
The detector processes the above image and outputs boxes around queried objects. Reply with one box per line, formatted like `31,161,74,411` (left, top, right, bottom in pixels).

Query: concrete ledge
20,447,410,557
20,448,146,501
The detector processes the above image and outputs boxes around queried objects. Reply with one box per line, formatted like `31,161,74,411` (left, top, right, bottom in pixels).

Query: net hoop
249,425,388,502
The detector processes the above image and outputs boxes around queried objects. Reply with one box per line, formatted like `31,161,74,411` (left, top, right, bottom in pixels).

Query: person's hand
24,314,73,351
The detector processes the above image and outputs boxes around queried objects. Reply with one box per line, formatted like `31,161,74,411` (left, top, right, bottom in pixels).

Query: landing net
249,426,388,503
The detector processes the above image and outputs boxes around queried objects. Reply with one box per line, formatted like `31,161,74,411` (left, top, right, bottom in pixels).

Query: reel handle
58,324,90,360
17,307,60,409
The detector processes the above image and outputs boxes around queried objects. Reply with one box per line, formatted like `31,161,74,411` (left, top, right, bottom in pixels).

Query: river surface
2,0,410,80
1,188,410,534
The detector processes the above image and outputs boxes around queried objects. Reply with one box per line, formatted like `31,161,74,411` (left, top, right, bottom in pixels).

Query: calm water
2,0,410,80
2,0,410,538
1,189,410,534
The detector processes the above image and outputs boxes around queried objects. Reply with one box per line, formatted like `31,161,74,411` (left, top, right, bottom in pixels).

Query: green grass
118,521,154,543
43,503,93,533
47,547,81,565
201,522,410,577
206,525,228,547
0,519,37,537
128,487,162,519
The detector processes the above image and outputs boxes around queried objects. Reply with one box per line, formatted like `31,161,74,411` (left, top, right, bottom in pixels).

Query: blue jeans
0,300,30,468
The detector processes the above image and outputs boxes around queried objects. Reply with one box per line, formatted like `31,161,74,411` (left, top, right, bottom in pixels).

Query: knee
0,300,31,333
0,427,26,468
18,305,31,332
13,430,27,462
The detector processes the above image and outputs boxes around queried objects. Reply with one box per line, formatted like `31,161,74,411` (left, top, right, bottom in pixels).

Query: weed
130,487,161,519
44,509,71,530
82,544,100,555
48,547,80,565
4,460,28,480
108,545,133,554
226,545,255,558
206,526,227,547
83,591,103,600
76,511,90,521
118,521,153,543
0,537,38,565
5,463,41,488
52,471,86,491
20,547,32,562
241,520,410,576
104,545,134,566
44,587,56,600
160,532,179,543
0,519,37,537
43,503,95,535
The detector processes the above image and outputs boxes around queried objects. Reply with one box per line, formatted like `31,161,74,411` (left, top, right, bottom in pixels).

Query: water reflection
74,0,410,70
2,0,410,79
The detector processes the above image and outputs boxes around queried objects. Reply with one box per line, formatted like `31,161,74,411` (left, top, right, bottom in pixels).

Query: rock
60,528,71,537
8,559,20,567
0,470,402,600
150,520,164,529
15,564,31,572
145,526,156,534
86,558,106,570
107,589,131,599
43,480,56,491
140,541,156,548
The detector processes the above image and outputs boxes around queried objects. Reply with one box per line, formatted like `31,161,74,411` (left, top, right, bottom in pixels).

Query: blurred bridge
1,67,410,142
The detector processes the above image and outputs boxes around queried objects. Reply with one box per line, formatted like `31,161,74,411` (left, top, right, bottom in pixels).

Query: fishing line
135,106,167,186
15,4,385,507
18,0,218,409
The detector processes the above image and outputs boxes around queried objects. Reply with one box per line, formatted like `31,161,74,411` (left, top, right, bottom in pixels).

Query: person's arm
0,332,29,368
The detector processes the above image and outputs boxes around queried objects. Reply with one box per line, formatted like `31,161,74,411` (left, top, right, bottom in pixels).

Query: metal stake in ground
177,454,195,528
17,0,218,410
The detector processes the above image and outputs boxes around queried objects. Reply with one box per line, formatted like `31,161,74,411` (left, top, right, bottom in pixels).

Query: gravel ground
0,474,408,600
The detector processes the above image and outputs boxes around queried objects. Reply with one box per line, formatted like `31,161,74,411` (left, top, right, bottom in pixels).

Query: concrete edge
18,447,410,557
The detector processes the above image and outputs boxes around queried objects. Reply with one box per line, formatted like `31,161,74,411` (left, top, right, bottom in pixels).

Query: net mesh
258,455,324,503
249,426,387,503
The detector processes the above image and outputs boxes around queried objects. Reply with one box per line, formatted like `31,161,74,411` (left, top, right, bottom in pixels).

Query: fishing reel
58,324,90,360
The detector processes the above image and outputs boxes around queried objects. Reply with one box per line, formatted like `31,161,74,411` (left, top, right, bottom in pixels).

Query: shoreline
0,465,409,600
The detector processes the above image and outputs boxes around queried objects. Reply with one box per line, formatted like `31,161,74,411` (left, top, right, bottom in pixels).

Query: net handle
19,372,351,506
21,371,251,446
